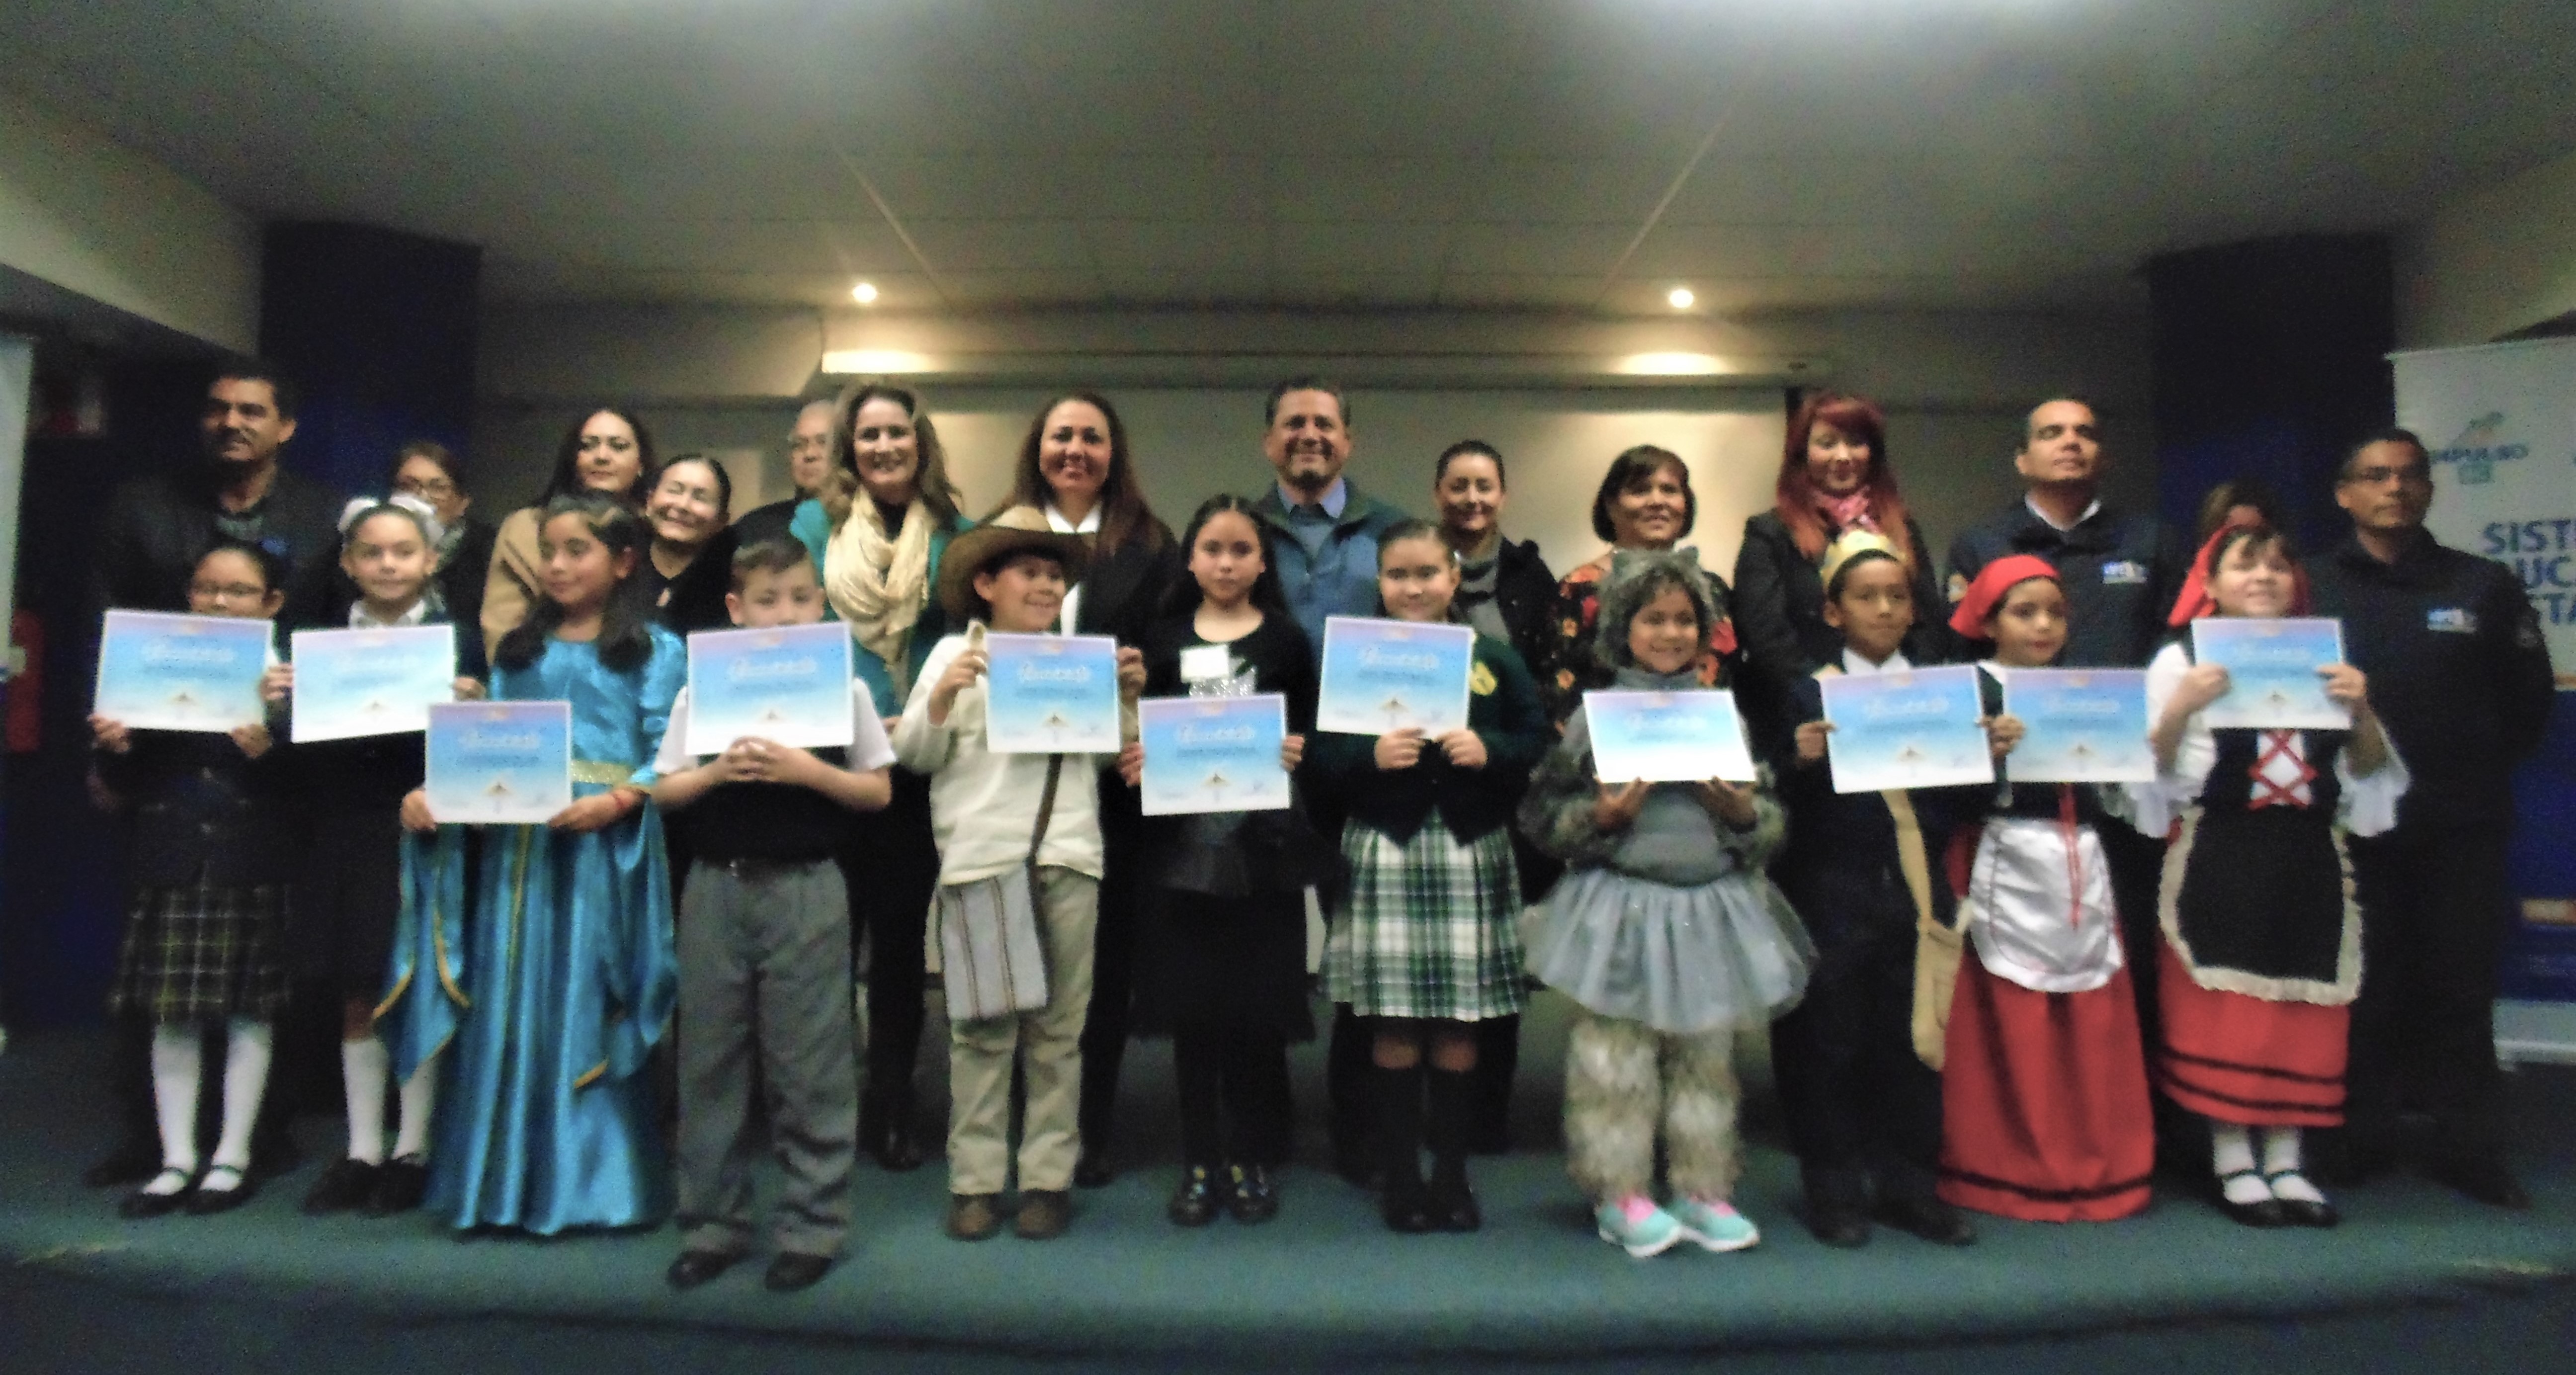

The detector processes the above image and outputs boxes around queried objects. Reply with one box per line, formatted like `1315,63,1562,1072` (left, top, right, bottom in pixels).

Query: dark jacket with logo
2305,531,2554,829
1946,499,2185,669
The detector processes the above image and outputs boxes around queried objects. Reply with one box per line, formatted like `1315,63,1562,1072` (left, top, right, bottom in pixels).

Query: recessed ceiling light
850,281,879,304
1666,286,1695,310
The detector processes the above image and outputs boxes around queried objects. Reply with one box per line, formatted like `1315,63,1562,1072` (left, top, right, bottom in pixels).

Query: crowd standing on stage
74,362,2557,1291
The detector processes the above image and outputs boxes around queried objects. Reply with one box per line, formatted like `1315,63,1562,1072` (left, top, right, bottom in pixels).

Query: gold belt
569,760,636,787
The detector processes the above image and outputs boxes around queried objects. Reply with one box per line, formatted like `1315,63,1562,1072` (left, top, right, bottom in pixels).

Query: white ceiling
9,0,2574,316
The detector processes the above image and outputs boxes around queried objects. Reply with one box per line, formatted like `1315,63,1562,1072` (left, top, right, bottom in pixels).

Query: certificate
2192,617,2349,730
983,633,1122,754
424,701,572,825
684,623,856,756
1316,617,1474,736
1138,695,1290,816
288,625,456,742
93,610,271,733
1583,689,1758,784
1820,664,1994,794
2000,667,2154,784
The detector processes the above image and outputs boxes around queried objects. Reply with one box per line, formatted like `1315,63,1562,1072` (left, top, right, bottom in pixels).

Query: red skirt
2154,942,2347,1128
1937,957,2154,1222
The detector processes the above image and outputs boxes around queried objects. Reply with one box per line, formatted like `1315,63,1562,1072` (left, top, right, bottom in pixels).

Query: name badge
2100,560,2149,586
2426,607,2478,634
1179,644,1234,683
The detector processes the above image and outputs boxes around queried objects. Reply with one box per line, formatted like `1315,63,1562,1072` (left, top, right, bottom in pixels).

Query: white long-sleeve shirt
893,627,1110,886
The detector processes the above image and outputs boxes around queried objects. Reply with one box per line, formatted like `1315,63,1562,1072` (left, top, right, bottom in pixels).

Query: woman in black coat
1732,392,1949,747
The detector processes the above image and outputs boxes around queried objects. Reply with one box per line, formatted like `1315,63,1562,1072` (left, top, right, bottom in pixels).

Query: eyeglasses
396,477,459,499
189,581,269,602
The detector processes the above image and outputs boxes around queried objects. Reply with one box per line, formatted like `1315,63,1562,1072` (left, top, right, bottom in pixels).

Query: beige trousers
945,866,1098,1196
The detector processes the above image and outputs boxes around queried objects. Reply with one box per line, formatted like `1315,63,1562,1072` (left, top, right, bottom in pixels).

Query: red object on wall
7,610,41,753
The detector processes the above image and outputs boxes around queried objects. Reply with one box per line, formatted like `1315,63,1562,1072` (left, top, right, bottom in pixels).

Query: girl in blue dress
402,493,686,1234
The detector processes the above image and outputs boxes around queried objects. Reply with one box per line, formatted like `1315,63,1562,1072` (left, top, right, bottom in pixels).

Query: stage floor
2,994,2572,1366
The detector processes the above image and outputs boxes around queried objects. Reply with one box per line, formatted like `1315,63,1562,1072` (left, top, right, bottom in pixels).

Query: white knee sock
392,1057,438,1161
2211,1123,2270,1204
148,1027,204,1183
2262,1128,2326,1203
209,1019,273,1173
341,1038,390,1165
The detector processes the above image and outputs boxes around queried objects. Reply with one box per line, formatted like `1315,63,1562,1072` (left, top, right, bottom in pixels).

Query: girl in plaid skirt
91,542,297,1218
1311,522,1549,1233
1518,551,1814,1257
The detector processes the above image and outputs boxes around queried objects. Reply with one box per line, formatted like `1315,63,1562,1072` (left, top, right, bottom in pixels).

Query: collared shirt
349,597,431,629
1279,478,1349,566
1841,647,1912,676
1045,502,1103,635
2025,493,2103,533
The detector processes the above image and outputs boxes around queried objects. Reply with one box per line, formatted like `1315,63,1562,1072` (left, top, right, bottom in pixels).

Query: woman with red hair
1732,392,1948,743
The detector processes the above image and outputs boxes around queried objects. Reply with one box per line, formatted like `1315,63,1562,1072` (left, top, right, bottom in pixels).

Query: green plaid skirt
109,880,290,1025
1324,815,1527,1021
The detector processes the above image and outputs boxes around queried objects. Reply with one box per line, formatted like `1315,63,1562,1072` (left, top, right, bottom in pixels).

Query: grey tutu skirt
1525,868,1816,1034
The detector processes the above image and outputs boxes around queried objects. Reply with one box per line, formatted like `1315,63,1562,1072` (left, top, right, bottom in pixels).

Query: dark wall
260,222,481,498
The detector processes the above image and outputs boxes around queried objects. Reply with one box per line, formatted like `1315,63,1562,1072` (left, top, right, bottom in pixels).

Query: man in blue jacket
1246,377,1408,1186
2308,430,2555,1208
1249,377,1410,655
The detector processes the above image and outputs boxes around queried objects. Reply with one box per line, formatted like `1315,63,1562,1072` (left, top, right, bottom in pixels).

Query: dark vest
683,746,853,862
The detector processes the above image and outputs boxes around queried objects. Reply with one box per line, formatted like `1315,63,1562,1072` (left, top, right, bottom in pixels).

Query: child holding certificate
273,495,486,1219
1118,495,1332,1228
894,513,1146,1243
1771,531,1978,1249
1934,557,2155,1224
1518,551,1814,1257
1310,521,1548,1234
401,494,687,1235
654,539,894,1293
90,542,294,1218
2136,524,2403,1229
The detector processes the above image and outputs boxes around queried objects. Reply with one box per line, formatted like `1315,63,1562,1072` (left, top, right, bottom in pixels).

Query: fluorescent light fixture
850,281,879,304
1615,351,1727,376
820,349,934,375
1666,286,1695,310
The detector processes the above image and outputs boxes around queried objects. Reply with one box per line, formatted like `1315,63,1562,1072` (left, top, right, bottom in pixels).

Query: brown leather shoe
1014,1189,1072,1240
945,1193,1004,1241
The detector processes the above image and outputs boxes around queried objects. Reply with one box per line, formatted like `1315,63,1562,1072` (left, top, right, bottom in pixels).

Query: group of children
87,480,2405,1283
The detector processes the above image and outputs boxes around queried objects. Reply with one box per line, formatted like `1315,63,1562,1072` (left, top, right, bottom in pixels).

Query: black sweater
97,729,301,887
1733,511,1952,743
1307,633,1549,846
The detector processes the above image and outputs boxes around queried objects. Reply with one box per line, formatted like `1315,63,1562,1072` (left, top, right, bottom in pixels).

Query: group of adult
85,363,2555,1209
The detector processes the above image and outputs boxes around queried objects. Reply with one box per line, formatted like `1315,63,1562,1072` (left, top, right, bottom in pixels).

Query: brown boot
1014,1189,1073,1240
945,1193,1004,1241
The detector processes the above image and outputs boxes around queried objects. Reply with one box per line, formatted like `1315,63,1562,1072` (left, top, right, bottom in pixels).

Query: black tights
1173,1023,1293,1167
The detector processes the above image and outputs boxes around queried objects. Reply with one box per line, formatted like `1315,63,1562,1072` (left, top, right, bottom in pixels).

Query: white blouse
2125,641,2408,840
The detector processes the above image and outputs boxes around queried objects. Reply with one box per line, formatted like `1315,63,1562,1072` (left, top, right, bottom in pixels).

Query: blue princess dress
412,629,687,1234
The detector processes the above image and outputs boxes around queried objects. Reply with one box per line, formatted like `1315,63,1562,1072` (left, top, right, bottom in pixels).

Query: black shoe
86,1142,161,1190
184,1163,257,1215
2263,1173,2339,1228
119,1168,197,1219
764,1252,833,1293
1800,1165,1873,1249
1380,1175,1434,1234
1807,1202,1871,1249
2425,1153,2531,1211
364,1156,430,1216
1425,1173,1481,1233
861,1084,928,1173
1227,1163,1280,1224
1877,1192,1978,1247
666,1249,742,1291
1168,1165,1222,1227
301,1158,381,1216
1074,1149,1115,1190
2214,1172,2287,1228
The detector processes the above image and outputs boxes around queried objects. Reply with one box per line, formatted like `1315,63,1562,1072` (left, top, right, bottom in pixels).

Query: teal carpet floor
3,991,2572,1368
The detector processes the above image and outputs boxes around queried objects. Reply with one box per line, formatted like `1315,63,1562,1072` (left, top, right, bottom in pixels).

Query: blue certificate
1316,617,1475,736
2192,617,2349,730
1820,664,1994,794
983,633,1122,754
684,623,855,756
2001,667,2153,784
288,625,456,743
1584,689,1757,783
1138,694,1290,816
424,701,572,825
93,610,271,733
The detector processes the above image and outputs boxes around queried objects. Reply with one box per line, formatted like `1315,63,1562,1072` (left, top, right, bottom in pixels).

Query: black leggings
856,769,940,1095
1174,1023,1294,1167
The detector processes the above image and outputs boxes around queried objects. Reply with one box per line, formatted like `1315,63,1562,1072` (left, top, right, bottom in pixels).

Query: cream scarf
827,496,935,692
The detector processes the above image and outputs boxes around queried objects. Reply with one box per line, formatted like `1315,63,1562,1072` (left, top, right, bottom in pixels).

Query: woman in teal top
400,495,686,1235
807,383,971,1169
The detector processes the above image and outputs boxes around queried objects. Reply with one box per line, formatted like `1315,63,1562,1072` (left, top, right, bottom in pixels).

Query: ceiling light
820,349,933,375
1666,286,1695,310
850,281,879,305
